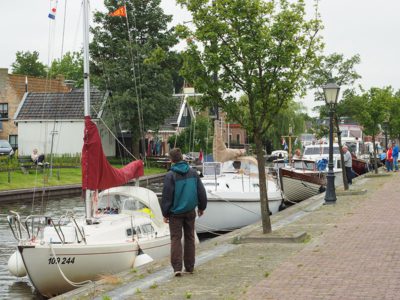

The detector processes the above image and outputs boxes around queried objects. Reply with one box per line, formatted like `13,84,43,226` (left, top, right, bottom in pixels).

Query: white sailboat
6,2,169,297
196,121,284,233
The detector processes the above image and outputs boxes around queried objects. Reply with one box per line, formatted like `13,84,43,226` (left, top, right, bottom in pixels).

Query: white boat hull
195,191,282,233
19,242,139,298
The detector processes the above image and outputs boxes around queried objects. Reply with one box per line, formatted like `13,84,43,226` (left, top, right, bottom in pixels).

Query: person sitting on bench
31,148,45,165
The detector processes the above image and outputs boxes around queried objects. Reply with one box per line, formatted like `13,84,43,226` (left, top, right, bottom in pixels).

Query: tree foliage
177,0,323,233
49,51,84,87
11,51,47,77
168,115,212,154
341,87,393,172
90,0,182,156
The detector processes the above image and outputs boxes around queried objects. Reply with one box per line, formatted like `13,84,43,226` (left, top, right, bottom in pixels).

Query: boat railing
7,211,29,242
55,211,86,244
7,211,86,244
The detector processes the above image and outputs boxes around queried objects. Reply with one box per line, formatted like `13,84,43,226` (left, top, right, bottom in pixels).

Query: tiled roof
15,88,105,120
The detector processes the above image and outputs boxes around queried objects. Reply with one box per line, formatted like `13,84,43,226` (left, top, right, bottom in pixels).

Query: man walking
342,145,353,184
161,148,207,276
392,141,399,172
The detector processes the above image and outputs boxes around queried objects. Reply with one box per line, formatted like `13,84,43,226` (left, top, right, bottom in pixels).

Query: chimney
64,80,76,90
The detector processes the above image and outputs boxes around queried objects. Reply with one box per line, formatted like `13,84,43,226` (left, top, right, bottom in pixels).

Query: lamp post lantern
323,81,340,204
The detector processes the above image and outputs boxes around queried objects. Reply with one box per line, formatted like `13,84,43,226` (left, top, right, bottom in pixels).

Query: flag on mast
48,7,57,19
109,6,127,17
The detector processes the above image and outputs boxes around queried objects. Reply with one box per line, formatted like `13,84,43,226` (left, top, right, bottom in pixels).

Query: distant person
392,141,399,172
31,148,45,165
386,145,393,172
342,146,353,184
161,148,207,277
379,149,387,166
293,149,301,160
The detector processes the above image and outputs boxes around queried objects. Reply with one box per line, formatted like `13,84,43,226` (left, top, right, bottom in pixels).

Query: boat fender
133,248,153,268
8,251,27,277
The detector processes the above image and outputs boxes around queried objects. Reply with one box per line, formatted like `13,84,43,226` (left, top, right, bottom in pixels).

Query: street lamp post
323,81,340,204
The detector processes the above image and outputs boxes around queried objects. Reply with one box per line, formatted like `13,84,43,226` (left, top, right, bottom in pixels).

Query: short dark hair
169,148,183,163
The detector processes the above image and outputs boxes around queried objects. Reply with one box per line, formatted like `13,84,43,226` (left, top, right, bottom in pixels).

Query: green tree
11,51,47,77
90,0,182,157
49,51,84,87
168,115,213,154
387,91,400,141
309,53,361,190
342,87,392,173
177,0,323,233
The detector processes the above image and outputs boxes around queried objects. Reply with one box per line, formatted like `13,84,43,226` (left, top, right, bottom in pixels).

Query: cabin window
0,103,8,120
122,198,147,211
141,224,155,234
203,182,219,186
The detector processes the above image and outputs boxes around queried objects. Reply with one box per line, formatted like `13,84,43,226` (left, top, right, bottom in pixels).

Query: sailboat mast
83,0,91,116
83,0,92,220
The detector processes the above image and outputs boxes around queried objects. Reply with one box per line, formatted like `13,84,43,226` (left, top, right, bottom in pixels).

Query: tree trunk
372,134,378,174
254,130,272,234
131,130,141,160
334,114,349,190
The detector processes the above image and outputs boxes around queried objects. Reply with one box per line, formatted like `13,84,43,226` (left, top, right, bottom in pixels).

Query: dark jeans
169,209,196,272
33,154,45,165
345,166,353,184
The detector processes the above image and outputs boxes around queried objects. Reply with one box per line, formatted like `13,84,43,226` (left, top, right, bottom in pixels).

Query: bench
18,156,46,174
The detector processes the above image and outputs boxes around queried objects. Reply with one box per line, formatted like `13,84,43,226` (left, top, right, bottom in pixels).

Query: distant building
0,68,70,149
14,88,113,156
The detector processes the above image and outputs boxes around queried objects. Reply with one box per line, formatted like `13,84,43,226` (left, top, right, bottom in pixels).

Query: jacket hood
171,161,190,175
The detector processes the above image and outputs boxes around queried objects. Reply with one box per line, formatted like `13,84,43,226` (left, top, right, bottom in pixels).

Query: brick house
0,68,70,149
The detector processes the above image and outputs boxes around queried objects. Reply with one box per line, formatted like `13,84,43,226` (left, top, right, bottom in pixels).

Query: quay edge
0,173,165,202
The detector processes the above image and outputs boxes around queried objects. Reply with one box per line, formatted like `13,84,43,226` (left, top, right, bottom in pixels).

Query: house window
236,134,241,144
9,135,18,149
0,103,8,119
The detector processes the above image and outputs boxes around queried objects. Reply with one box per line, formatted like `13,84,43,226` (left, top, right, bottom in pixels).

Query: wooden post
281,134,297,162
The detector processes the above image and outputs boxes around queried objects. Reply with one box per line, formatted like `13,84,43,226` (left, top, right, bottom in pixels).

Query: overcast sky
1,0,399,115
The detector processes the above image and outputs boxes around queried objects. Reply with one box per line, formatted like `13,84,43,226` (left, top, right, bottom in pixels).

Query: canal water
0,196,85,299
0,182,166,299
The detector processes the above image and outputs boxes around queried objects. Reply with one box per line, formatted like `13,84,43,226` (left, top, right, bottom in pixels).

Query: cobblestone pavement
57,171,399,300
244,172,400,300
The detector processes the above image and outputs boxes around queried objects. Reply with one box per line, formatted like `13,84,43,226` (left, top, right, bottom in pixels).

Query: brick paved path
245,173,400,300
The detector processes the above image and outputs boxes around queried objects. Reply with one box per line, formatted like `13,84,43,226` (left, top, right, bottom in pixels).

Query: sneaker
174,271,182,277
184,269,194,274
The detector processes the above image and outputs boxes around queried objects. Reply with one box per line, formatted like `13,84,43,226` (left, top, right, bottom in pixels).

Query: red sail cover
82,116,144,190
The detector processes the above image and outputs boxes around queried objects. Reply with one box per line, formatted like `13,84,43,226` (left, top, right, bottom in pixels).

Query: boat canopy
82,116,144,190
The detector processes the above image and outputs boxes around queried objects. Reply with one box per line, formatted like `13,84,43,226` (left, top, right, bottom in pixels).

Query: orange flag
109,6,127,17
